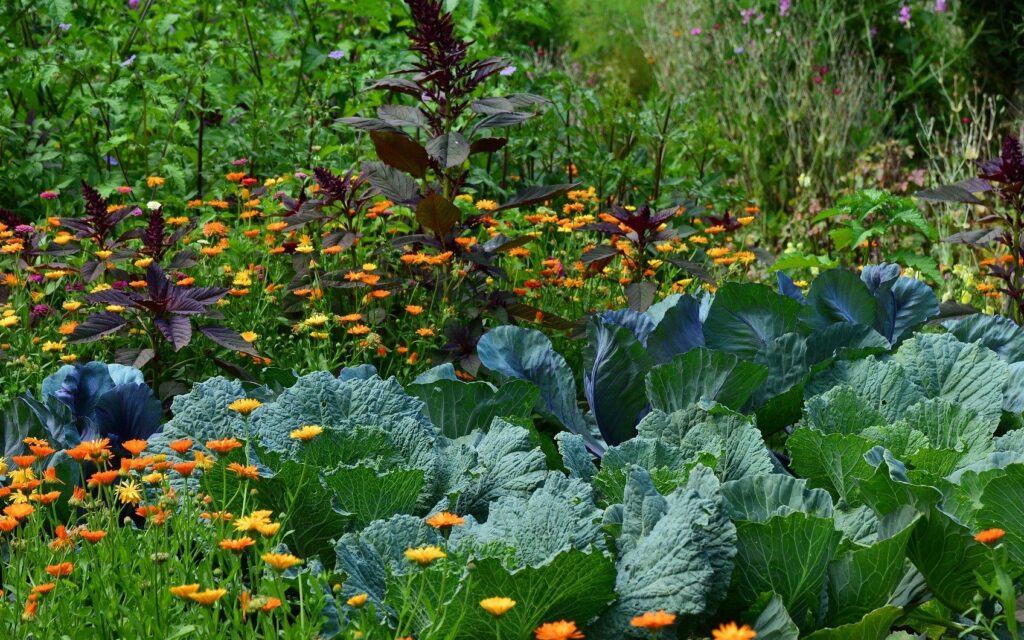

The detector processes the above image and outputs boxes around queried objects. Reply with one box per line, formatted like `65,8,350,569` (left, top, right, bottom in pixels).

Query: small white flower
147,200,161,211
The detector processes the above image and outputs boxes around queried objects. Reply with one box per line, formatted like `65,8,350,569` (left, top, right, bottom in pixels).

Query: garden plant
2,0,1024,638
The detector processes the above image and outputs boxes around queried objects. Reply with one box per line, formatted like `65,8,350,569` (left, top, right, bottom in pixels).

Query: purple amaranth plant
919,134,1024,321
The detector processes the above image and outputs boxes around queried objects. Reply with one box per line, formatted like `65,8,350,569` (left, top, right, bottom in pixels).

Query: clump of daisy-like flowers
0,417,333,635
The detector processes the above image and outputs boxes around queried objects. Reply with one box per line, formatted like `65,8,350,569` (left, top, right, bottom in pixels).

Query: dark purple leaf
915,182,986,204
625,281,658,312
154,315,193,352
80,260,107,283
369,130,430,179
86,289,137,307
425,132,470,168
496,183,580,212
471,111,534,132
377,105,428,129
362,161,422,205
69,312,129,343
582,245,620,265
182,286,228,307
944,229,1001,245
369,78,423,96
337,117,403,133
469,137,508,155
199,325,259,356
471,97,516,115
416,193,461,238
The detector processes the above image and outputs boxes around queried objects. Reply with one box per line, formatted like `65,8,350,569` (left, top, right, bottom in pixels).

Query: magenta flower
117,185,133,194
690,27,702,35
898,5,911,25
935,0,947,11
779,0,791,16
232,157,249,166
40,190,59,200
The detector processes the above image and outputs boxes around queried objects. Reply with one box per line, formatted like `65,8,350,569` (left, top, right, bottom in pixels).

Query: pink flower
934,0,947,12
39,191,58,200
690,27,703,36
832,87,843,95
898,5,911,25
117,186,133,194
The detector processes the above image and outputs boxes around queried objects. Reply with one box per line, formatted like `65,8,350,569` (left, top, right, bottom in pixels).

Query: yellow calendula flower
262,552,303,572
114,479,143,505
170,584,200,599
404,546,446,566
480,597,516,617
240,331,258,343
63,300,82,312
289,425,323,442
41,341,66,353
188,588,227,606
347,593,369,607
228,398,263,415
134,257,154,268
0,316,18,328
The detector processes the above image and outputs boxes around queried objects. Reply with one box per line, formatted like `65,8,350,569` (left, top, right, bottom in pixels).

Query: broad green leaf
407,379,538,438
801,269,878,332
324,465,424,528
646,348,768,413
800,385,886,435
894,333,1006,421
806,359,924,423
583,319,653,445
944,314,1024,363
731,512,842,630
788,429,876,506
595,466,736,634
444,550,616,640
826,522,915,626
752,593,800,640
722,474,833,522
803,606,903,640
704,283,802,359
976,464,1024,566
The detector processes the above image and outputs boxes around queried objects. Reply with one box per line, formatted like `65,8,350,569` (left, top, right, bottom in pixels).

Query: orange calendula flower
45,562,73,578
975,528,1006,544
170,584,200,599
122,439,148,456
262,552,303,572
30,491,61,505
4,503,34,520
173,462,198,476
0,516,20,532
31,583,56,595
631,610,677,630
29,444,55,458
712,622,758,640
188,588,227,606
219,536,256,553
289,425,323,442
261,597,282,612
86,470,120,487
535,620,584,640
405,305,424,315
169,439,194,454
80,529,107,543
12,455,36,468
480,596,516,617
228,398,263,415
404,546,446,566
206,438,243,455
426,512,465,529
67,438,111,462
227,463,260,480
347,593,369,608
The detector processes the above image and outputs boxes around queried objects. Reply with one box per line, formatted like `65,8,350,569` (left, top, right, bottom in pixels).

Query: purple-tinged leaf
369,130,430,179
70,312,129,343
472,111,534,132
182,286,228,307
199,325,259,356
504,93,549,107
146,263,170,302
625,281,658,312
497,183,580,212
944,229,1001,245
167,249,197,269
337,117,403,133
80,260,107,283
582,245,620,264
115,347,156,369
471,97,516,115
416,193,461,238
377,105,428,129
916,180,988,204
369,78,423,96
469,137,508,155
425,132,470,168
362,161,421,205
86,289,137,307
154,315,193,352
